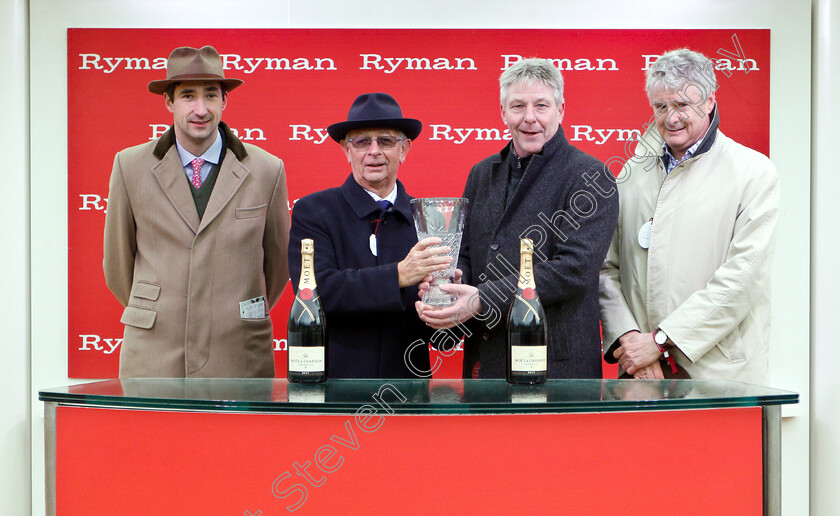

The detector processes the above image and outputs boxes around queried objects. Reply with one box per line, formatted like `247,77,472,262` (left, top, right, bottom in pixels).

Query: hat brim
148,76,244,95
327,118,422,143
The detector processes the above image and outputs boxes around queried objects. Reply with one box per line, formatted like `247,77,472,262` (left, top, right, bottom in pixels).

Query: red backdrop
67,29,770,378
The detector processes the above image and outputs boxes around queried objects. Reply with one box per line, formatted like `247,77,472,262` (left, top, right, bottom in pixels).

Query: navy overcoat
288,175,431,378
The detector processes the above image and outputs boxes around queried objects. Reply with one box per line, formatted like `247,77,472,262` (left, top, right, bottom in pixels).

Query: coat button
490,242,499,251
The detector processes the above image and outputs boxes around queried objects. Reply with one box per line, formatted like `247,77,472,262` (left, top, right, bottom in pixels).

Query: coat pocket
120,306,157,329
130,281,160,301
128,281,160,310
716,327,747,363
235,204,267,219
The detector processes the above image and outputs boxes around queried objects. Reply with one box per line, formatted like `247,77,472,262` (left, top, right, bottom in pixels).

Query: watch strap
654,329,678,374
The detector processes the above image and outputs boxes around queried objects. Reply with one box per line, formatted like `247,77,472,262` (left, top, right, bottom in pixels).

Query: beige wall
1,0,824,514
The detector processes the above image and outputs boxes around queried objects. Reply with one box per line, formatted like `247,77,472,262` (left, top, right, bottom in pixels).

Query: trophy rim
409,197,469,205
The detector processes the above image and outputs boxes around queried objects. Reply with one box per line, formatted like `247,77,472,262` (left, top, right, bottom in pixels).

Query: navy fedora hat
327,92,422,143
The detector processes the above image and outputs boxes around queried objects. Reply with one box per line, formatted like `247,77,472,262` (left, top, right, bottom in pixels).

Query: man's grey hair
500,58,564,106
645,48,717,103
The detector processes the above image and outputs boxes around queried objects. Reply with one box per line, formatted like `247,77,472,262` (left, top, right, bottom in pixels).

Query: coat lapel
391,180,414,225
486,157,508,233
340,173,380,219
152,146,201,234
495,128,567,230
198,152,249,234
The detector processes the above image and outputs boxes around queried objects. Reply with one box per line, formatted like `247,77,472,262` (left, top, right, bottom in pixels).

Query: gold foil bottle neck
301,238,314,255
518,238,536,289
520,238,534,255
299,239,317,289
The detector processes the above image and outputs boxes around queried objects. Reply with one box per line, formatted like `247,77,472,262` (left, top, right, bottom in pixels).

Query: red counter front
41,379,796,515
55,405,761,515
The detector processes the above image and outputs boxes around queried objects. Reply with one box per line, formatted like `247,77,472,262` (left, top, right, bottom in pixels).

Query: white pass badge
239,296,266,319
369,234,378,256
638,219,652,249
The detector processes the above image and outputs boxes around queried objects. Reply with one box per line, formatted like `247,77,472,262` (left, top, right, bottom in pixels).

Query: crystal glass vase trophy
410,197,469,307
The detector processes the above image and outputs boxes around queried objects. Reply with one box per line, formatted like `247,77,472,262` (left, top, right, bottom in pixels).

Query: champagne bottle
506,238,547,384
287,239,327,383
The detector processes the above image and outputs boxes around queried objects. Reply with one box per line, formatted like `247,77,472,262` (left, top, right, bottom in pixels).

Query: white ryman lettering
570,125,641,145
78,54,167,73
148,124,266,141
501,54,618,71
360,54,477,74
288,125,331,144
428,124,510,144
78,53,336,74
221,54,337,73
78,334,122,354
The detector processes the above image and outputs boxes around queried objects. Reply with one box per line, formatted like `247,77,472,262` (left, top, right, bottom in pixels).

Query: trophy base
423,278,458,307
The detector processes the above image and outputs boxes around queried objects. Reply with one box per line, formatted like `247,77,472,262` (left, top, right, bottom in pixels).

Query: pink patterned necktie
191,158,204,188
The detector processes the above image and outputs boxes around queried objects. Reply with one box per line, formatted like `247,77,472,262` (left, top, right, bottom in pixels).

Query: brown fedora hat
148,45,243,95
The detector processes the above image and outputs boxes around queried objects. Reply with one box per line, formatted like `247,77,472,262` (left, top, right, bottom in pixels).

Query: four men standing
104,45,778,383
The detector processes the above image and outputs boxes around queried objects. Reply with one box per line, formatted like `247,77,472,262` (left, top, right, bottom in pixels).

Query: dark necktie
376,199,392,212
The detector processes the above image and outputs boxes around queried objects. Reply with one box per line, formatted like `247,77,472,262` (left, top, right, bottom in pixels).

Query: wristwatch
654,329,679,375
654,329,670,349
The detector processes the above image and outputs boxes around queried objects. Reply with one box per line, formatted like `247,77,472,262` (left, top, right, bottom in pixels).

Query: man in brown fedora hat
103,45,290,378
287,92,450,378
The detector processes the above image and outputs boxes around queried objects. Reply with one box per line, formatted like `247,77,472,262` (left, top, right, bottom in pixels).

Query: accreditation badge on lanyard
638,218,653,249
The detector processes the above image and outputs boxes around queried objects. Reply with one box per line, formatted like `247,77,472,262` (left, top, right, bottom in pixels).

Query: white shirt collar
175,129,223,167
364,185,398,205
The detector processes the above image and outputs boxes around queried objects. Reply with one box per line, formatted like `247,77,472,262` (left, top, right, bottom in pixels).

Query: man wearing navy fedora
103,45,290,377
288,92,450,378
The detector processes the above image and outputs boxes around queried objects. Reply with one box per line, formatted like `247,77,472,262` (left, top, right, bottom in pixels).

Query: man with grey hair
417,58,618,379
599,48,779,382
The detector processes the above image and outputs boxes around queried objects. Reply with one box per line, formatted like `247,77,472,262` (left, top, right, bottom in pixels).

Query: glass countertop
39,378,798,414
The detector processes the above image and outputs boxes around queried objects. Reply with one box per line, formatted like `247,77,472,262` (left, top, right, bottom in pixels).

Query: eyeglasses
346,135,405,150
